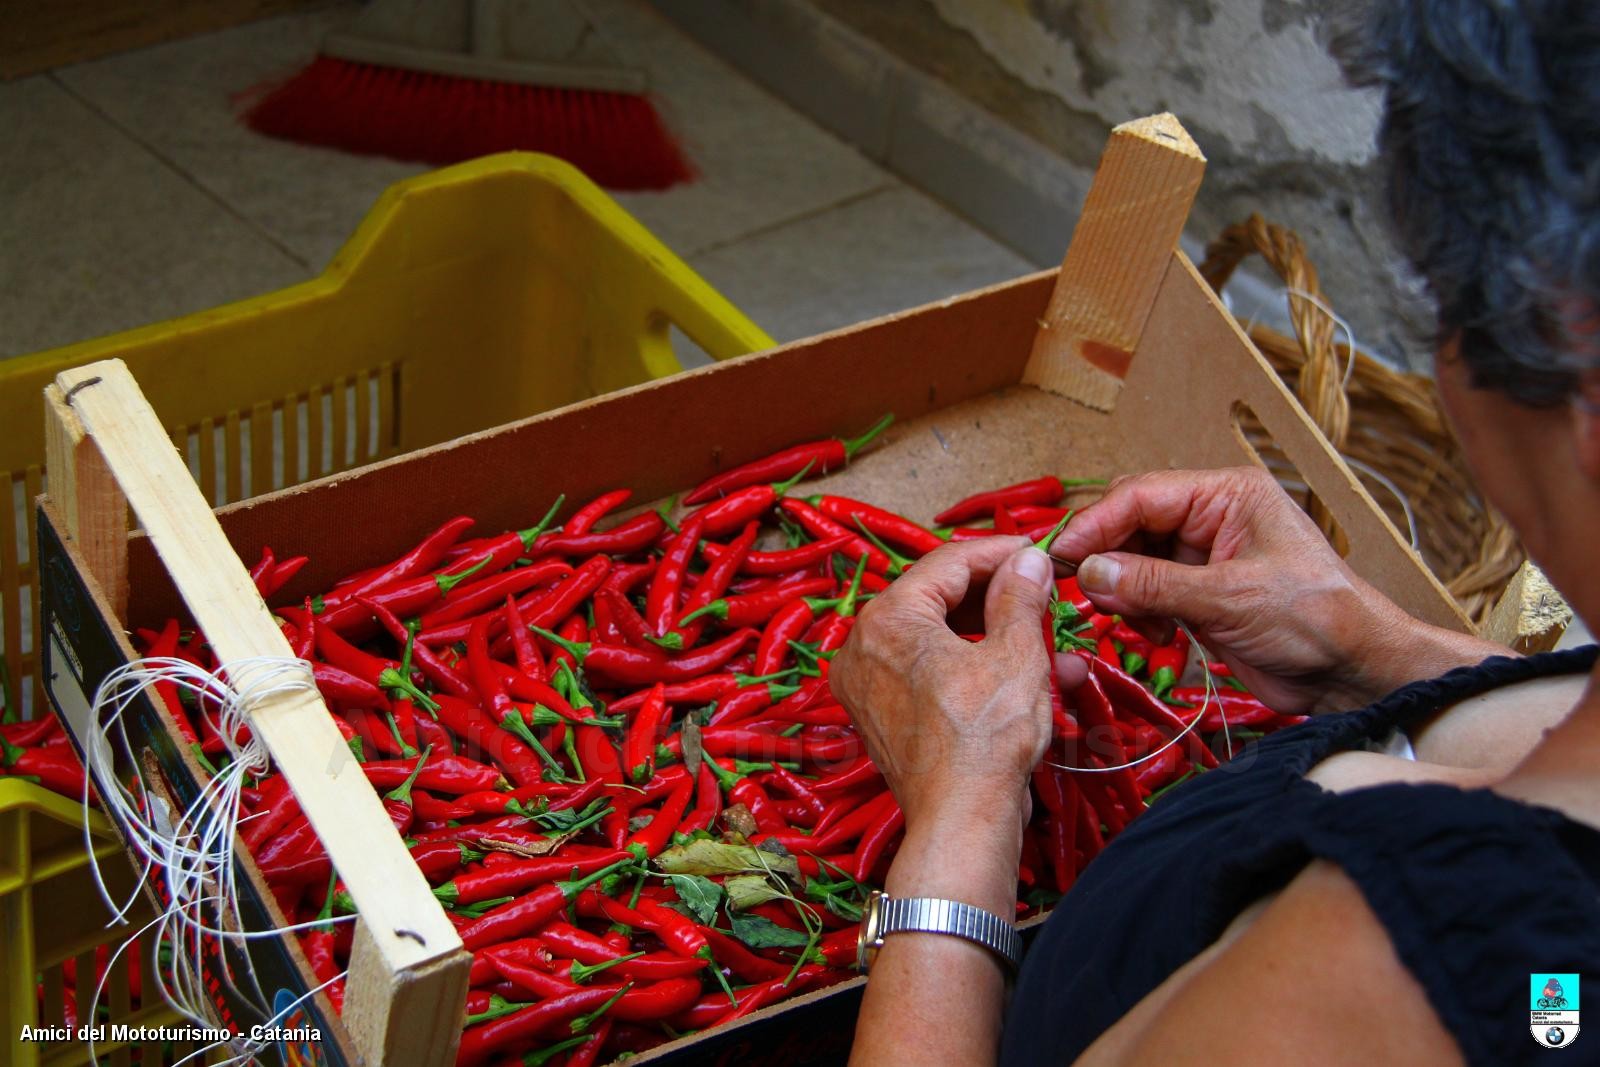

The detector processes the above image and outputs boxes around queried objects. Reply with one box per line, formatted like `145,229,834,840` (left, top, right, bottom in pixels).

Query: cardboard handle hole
1230,400,1352,559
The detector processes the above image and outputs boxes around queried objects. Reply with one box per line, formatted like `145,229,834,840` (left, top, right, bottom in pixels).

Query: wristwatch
856,889,1023,973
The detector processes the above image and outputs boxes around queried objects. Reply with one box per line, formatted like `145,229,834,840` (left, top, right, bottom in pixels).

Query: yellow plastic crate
0,152,773,1065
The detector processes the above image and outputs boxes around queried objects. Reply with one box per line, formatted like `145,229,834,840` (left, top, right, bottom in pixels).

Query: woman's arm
830,537,1060,1066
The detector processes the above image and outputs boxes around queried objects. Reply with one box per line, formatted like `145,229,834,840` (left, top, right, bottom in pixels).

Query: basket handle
45,360,471,1067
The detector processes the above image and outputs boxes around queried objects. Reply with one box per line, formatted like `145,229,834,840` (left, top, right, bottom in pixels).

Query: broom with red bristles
241,0,693,191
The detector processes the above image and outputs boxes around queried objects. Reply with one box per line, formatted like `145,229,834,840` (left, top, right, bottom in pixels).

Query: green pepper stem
377,667,439,713
562,728,587,782
704,946,739,1006
840,412,894,460
570,983,632,1034
771,459,815,498
1,735,24,767
501,712,567,776
705,755,741,792
837,554,867,618
677,600,729,626
559,857,639,901
531,626,589,662
189,742,222,779
657,494,681,534
385,744,432,804
849,519,912,574
518,494,567,552
568,951,645,984
435,551,493,595
1033,511,1073,552
463,994,533,1028
1060,477,1108,488
383,710,418,758
647,630,685,652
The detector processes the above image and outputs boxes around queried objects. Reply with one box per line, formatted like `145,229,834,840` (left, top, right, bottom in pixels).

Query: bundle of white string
81,654,353,1066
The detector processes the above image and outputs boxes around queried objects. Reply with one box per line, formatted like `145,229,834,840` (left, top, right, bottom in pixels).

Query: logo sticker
1531,974,1580,1050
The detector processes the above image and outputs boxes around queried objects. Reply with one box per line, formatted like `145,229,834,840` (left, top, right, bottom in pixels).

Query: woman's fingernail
1016,547,1052,590
1078,554,1120,594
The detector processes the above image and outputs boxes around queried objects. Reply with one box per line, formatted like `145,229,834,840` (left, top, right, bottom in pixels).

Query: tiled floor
0,0,1033,363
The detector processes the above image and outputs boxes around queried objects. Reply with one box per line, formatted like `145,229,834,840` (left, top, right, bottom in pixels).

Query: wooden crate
36,114,1476,1067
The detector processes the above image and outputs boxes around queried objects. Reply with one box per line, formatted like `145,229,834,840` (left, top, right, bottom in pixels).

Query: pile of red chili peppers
6,417,1313,1065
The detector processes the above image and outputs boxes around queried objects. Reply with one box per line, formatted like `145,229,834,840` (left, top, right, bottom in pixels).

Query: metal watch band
871,893,1023,971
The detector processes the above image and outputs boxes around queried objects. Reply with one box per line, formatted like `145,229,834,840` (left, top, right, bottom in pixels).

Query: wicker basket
1197,214,1543,634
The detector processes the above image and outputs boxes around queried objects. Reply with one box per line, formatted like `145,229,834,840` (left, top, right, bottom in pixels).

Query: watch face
857,890,885,972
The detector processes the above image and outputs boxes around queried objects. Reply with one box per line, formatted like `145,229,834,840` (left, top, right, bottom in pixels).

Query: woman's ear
1571,369,1600,481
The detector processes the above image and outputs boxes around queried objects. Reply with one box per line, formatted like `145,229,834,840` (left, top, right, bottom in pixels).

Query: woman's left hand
830,537,1062,839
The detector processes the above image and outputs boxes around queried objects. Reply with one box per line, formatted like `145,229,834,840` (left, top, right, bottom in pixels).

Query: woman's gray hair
1326,0,1600,406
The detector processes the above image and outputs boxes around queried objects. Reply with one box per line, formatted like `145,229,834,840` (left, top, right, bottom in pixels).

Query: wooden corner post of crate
44,360,471,1067
1026,112,1474,634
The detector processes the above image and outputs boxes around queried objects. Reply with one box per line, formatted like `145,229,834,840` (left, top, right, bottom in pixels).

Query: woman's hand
831,537,1056,840
1048,466,1505,714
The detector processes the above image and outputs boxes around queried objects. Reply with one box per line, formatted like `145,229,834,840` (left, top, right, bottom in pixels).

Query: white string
1045,621,1235,773
79,653,337,1059
1241,285,1365,390
1342,456,1421,551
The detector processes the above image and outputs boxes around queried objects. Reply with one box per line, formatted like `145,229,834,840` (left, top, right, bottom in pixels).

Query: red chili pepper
672,522,759,647
431,692,547,789
597,588,671,654
678,578,838,631
703,757,789,834
1087,657,1218,770
643,514,706,638
935,475,1097,526
1146,645,1188,702
810,753,881,796
533,626,758,689
455,859,632,953
706,681,801,728
362,752,504,794
434,849,630,906
688,465,810,539
607,674,740,714
624,771,695,857
139,617,202,747
752,599,813,678
699,925,790,982
455,983,627,1067
487,951,702,1023
851,800,905,881
0,740,86,796
528,511,664,559
679,760,722,836
502,595,546,680
417,556,611,647
683,414,892,505
417,560,571,628
566,489,633,535
701,533,853,576
696,728,860,767
314,624,436,710
338,516,476,599
778,499,903,576
310,663,388,713
1070,671,1148,816
808,495,943,556
300,878,345,1012
623,684,670,784
1169,687,1283,731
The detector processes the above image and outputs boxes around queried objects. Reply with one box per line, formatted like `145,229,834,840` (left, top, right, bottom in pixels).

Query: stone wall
813,0,1428,368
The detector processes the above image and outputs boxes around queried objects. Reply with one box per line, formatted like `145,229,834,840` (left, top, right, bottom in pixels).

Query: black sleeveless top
1001,649,1600,1066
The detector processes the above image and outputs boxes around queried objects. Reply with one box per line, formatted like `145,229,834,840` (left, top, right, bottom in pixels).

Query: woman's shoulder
1077,860,1466,1066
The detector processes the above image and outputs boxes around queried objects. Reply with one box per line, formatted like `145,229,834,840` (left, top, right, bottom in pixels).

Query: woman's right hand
1047,467,1502,714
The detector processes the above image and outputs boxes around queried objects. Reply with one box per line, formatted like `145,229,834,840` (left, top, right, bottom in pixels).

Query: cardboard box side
122,272,1059,622
1114,255,1471,632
